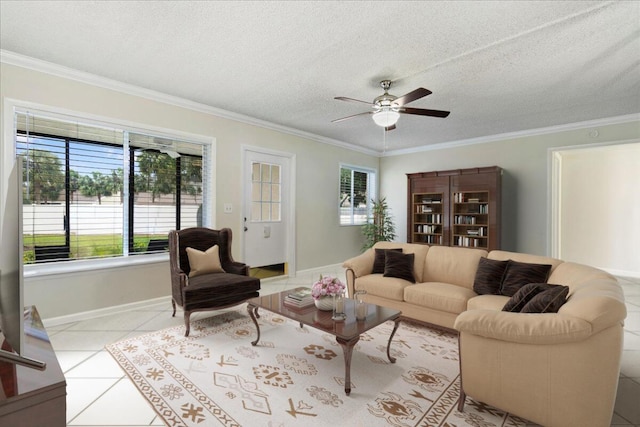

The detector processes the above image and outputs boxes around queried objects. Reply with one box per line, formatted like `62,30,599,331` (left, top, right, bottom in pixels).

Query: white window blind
339,165,376,226
15,111,208,264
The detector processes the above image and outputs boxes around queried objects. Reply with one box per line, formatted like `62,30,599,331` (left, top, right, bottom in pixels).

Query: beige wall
0,63,378,319
558,142,640,276
380,121,640,258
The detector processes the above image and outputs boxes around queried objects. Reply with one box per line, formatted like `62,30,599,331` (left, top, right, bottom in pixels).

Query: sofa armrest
342,249,375,297
342,249,375,277
454,310,593,345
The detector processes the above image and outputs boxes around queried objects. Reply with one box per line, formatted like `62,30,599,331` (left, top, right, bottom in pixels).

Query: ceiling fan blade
393,88,432,106
400,107,450,118
334,96,372,105
331,111,373,123
384,124,396,132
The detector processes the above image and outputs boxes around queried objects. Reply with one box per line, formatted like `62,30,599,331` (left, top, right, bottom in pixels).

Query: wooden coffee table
246,290,401,395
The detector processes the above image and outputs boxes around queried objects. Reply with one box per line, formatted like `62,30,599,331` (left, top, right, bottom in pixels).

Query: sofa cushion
499,260,552,297
503,283,552,312
488,250,563,273
404,282,476,314
184,272,260,311
354,274,410,301
372,248,402,274
383,251,416,283
423,246,488,289
521,285,569,313
473,257,509,295
467,294,510,311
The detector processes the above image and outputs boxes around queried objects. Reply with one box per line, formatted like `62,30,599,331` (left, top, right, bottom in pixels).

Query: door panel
243,150,290,268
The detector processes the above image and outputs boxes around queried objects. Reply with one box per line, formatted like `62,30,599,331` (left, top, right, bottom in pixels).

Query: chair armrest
454,309,593,345
226,261,249,276
170,270,188,305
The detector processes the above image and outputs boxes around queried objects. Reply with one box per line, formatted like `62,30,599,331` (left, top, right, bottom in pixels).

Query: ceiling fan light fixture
372,109,400,127
160,148,181,159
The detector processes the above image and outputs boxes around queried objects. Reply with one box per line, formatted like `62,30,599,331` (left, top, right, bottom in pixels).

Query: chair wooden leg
458,388,466,412
171,299,176,317
184,311,191,337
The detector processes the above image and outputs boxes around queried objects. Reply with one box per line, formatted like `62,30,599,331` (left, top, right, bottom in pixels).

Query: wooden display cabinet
407,166,501,250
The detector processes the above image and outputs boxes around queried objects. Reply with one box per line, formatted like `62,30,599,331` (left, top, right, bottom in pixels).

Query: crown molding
3,50,637,159
0,50,379,157
382,113,640,157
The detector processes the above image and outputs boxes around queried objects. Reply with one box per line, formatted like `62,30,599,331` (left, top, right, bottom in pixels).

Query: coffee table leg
336,336,359,395
386,317,401,363
247,304,261,346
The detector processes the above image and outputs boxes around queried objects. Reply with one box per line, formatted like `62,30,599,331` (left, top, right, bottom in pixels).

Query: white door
243,149,292,269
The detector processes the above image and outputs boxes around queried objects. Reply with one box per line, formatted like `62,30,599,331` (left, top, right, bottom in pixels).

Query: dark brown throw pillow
473,257,509,295
503,283,552,312
499,261,552,297
521,285,569,313
372,248,402,274
383,250,415,283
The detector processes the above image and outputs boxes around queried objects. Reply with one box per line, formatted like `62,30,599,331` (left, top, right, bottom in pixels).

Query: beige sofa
342,241,627,427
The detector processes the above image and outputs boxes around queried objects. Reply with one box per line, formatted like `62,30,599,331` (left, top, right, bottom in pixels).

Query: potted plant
361,197,396,251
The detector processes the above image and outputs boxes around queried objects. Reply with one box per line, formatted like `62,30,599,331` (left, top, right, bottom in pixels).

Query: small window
339,165,376,225
251,161,281,222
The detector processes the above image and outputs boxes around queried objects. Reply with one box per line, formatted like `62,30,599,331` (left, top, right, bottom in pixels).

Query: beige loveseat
342,241,627,427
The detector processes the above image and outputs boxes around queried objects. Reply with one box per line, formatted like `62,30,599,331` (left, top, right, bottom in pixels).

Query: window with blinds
15,111,209,264
339,165,376,226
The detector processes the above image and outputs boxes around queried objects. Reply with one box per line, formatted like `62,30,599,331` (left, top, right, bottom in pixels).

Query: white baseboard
42,264,346,326
43,296,171,327
604,268,640,279
292,263,345,279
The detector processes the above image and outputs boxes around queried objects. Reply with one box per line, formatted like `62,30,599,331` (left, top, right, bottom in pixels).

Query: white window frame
2,98,216,277
339,163,377,226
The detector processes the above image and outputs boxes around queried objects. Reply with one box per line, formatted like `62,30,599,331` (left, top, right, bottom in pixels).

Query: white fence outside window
22,205,200,235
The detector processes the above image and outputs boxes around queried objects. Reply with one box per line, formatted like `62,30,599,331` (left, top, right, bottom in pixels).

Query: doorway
242,147,295,277
550,141,640,277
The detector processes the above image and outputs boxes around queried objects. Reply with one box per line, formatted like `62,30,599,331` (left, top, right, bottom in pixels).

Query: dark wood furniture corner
0,306,66,427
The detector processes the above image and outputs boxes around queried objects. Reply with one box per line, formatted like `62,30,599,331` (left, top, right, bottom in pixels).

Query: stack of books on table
284,287,314,308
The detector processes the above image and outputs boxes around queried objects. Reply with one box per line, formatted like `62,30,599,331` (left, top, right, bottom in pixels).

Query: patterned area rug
106,306,527,427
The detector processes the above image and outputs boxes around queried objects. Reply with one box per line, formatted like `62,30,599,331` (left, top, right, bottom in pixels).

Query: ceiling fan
332,80,450,131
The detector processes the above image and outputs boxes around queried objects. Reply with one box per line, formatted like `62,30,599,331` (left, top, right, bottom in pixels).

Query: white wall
558,142,640,276
0,62,378,319
380,121,640,257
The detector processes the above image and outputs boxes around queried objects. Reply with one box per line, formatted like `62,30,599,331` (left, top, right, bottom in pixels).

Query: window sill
23,253,169,279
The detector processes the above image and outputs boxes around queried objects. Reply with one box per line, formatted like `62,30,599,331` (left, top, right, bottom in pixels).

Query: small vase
314,296,333,311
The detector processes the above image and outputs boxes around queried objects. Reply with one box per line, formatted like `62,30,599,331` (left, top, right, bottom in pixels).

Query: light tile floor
45,272,640,427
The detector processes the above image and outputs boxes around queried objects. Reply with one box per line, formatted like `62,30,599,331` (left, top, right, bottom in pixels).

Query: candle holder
332,291,346,321
355,290,367,321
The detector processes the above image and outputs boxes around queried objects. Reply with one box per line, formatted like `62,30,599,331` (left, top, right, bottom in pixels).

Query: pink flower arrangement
311,275,345,300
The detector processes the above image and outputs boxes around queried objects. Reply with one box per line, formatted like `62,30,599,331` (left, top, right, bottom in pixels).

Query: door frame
241,145,296,277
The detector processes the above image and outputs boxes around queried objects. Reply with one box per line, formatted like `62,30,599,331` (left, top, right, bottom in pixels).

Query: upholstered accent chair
168,227,260,336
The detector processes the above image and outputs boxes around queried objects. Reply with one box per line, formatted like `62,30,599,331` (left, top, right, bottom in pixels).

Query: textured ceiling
1,1,639,154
